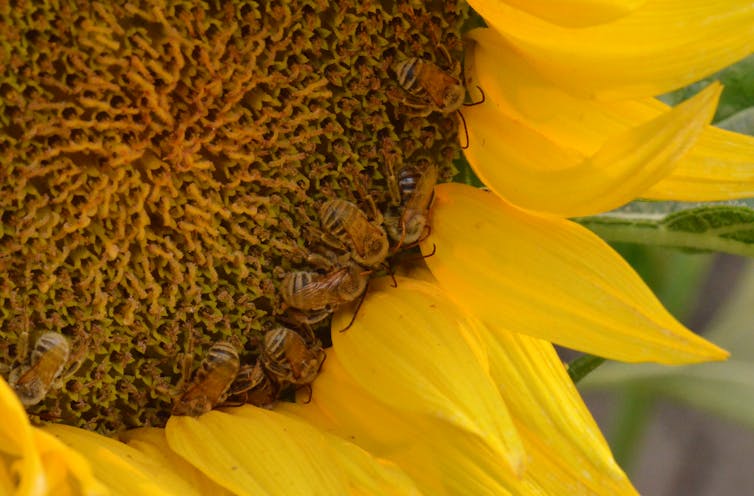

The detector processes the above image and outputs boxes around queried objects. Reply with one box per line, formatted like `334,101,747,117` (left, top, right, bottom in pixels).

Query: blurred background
579,248,754,495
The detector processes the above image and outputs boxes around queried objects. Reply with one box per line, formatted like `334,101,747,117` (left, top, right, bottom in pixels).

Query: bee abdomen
394,58,420,92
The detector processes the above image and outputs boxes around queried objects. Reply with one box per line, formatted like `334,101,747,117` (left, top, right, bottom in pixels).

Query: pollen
0,1,467,433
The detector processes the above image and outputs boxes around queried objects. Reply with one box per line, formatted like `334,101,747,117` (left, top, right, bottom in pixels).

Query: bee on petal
172,341,240,417
227,360,280,409
261,326,326,387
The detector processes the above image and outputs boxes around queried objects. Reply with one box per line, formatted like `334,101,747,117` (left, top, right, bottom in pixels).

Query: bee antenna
456,109,470,149
463,85,485,106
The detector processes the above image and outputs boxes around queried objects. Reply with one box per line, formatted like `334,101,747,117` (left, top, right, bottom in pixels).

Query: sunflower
3,0,754,495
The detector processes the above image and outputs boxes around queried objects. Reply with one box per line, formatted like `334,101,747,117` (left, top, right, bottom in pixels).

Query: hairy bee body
172,341,240,417
393,57,466,114
9,332,70,407
261,327,325,386
319,199,389,267
281,263,368,313
228,361,279,408
385,162,438,245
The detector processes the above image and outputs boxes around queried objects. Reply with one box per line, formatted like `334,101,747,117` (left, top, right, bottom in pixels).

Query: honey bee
172,341,240,417
385,162,438,247
261,326,326,387
227,361,280,408
319,199,389,267
280,262,369,323
393,56,466,115
9,332,71,407
392,47,484,149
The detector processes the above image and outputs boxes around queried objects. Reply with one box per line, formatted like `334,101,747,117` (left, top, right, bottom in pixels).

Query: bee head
402,213,428,246
442,84,466,113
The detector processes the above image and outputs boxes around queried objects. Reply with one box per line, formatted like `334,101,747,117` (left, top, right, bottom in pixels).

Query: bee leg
382,148,402,206
176,326,196,391
338,280,370,333
456,109,470,149
304,225,345,253
306,252,335,271
15,326,30,367
399,98,434,116
53,340,89,388
438,44,454,69
298,322,318,346
381,260,398,288
463,85,486,106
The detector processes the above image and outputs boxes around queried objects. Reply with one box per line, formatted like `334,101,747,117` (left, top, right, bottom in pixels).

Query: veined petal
424,183,728,364
464,28,754,203
44,423,193,496
166,406,419,496
331,277,524,474
119,428,232,496
500,0,646,28
468,0,754,98
284,352,522,496
481,327,637,494
0,377,45,496
463,30,720,216
309,429,421,496
645,122,754,200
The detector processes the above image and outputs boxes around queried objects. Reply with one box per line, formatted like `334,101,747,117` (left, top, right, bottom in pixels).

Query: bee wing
294,278,340,309
405,163,438,212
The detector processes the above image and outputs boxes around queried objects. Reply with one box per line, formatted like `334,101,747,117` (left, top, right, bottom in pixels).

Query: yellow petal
0,378,105,495
463,30,720,216
331,277,524,474
120,428,232,496
482,327,638,494
283,352,521,495
322,437,421,496
0,377,45,496
462,29,754,203
32,429,107,496
500,0,646,27
646,124,754,200
165,406,419,496
468,0,754,98
424,183,728,364
44,423,193,496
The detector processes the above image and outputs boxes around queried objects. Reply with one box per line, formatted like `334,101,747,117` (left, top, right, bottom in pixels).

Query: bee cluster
0,0,469,431
172,158,439,417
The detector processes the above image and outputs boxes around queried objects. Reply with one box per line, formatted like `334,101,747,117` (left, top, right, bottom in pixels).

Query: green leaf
716,106,754,135
566,354,606,384
576,200,754,258
452,154,484,187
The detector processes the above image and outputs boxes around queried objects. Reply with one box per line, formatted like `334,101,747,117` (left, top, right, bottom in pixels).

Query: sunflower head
0,0,469,433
